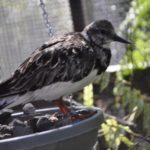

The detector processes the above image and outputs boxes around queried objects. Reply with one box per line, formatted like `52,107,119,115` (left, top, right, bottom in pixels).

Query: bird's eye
101,29,106,34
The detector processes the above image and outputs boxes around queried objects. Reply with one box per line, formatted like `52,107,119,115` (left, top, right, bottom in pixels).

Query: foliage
117,0,150,138
83,73,110,107
99,73,110,92
83,84,94,106
103,0,150,147
113,80,145,120
121,0,150,76
83,0,150,149
101,118,134,150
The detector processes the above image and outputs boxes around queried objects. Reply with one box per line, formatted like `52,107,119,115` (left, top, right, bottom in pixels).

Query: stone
10,119,33,136
36,117,54,132
23,103,36,115
0,109,13,124
27,118,39,132
0,124,13,134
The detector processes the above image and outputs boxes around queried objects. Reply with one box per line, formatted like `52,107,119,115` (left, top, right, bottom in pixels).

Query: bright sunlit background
0,0,150,149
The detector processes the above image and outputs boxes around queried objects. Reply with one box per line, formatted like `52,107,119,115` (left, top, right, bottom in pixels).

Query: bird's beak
113,34,131,44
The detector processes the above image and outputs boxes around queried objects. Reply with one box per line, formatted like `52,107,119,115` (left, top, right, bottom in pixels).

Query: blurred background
0,0,130,79
0,0,150,149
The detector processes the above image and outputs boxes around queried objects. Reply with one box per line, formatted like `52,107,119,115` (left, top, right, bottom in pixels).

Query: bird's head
82,20,131,47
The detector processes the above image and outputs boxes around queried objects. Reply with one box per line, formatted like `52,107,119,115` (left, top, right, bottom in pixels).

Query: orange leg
53,99,96,121
71,111,96,121
53,99,70,115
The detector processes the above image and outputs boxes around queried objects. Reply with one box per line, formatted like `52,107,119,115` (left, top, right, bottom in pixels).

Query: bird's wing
0,33,96,98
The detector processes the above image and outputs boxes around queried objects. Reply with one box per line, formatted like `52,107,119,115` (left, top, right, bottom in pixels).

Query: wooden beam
69,0,85,32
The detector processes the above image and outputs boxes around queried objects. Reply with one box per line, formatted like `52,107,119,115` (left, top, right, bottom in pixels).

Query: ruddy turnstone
0,20,130,115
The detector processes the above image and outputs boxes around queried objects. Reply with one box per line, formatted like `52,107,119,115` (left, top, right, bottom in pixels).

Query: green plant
101,118,134,150
83,84,94,106
121,0,150,75
83,1,150,149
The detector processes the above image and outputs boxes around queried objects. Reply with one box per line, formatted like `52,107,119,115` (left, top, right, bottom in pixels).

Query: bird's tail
0,77,17,110
0,96,17,110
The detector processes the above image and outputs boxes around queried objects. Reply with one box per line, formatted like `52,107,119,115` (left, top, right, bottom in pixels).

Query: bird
0,20,130,117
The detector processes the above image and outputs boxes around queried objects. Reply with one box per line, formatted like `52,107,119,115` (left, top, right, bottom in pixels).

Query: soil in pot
0,103,97,140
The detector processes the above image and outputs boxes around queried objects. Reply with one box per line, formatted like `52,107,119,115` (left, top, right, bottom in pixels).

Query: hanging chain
39,0,54,37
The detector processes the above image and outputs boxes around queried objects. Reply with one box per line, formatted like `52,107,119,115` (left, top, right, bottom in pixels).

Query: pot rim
0,106,103,149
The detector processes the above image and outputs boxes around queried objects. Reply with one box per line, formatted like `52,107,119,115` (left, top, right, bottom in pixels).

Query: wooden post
69,0,85,32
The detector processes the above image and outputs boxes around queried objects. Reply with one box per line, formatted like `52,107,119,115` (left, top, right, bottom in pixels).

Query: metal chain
39,0,54,37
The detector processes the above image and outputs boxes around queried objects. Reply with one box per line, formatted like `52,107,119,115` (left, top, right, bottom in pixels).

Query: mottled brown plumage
0,20,130,109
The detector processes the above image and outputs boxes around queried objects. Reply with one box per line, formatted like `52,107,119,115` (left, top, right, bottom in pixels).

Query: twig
104,113,135,127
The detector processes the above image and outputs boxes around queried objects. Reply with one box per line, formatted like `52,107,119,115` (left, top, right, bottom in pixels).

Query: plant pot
0,106,103,150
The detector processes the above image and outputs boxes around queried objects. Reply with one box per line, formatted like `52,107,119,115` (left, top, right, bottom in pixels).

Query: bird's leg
53,98,95,121
63,94,75,113
53,99,70,115
69,94,74,112
71,111,95,120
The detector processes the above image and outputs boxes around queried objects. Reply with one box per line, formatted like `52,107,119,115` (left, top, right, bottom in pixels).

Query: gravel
0,103,96,140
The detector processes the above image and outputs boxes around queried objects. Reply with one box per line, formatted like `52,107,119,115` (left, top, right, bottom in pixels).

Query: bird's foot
53,99,96,122
71,109,97,121
53,99,70,115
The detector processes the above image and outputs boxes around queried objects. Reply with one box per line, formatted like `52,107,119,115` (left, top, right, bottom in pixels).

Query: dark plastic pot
0,106,103,150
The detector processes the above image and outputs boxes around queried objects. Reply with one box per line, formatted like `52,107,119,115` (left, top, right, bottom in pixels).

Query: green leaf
83,84,94,106
99,72,110,91
120,136,134,147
